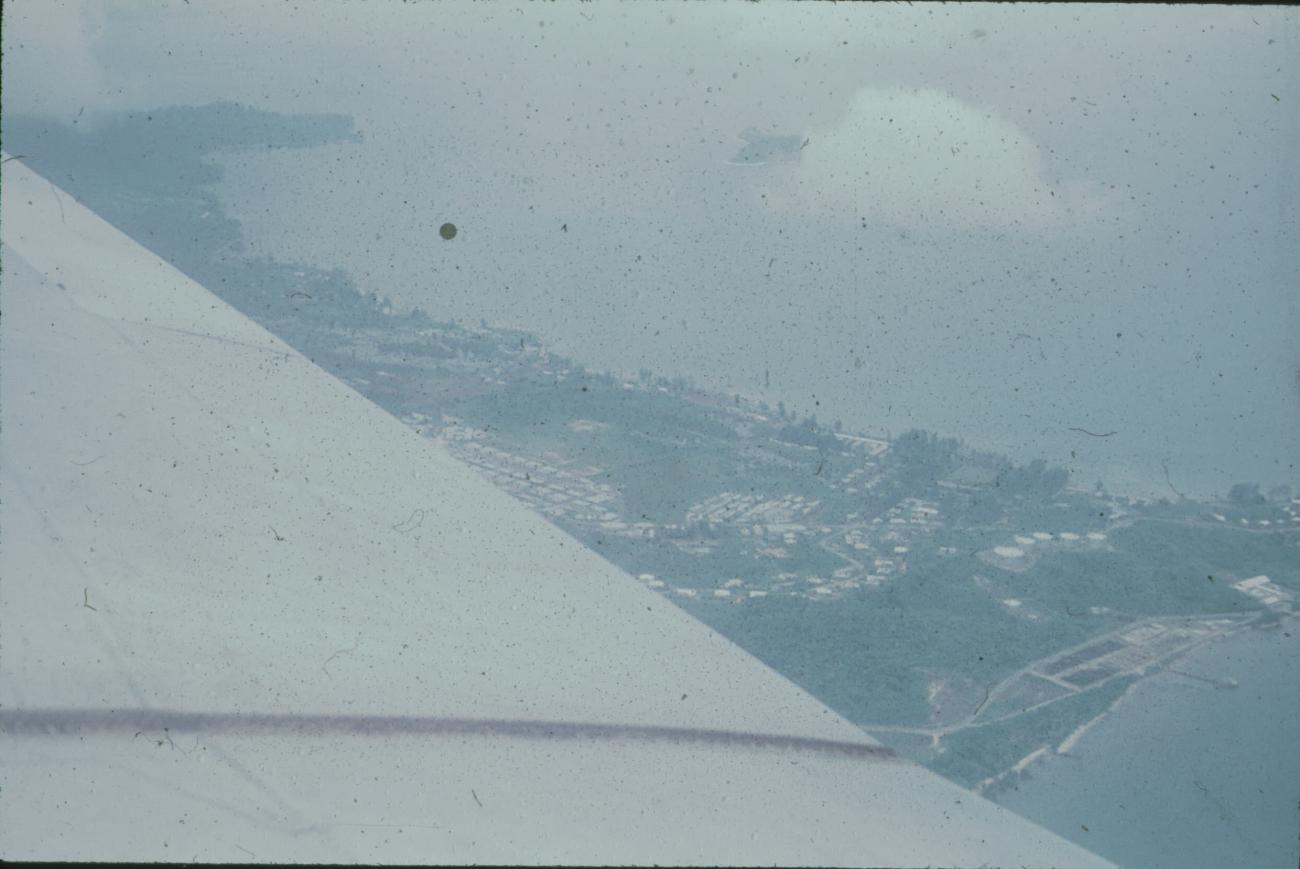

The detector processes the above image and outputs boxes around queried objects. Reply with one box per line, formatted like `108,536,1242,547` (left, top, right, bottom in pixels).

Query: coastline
1054,624,1247,758
989,618,1300,869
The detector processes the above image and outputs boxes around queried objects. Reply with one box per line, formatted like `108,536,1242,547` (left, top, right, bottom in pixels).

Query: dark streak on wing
2,708,897,761
102,316,295,361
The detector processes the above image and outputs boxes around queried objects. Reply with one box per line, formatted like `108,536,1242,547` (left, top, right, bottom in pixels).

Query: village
326,304,1299,795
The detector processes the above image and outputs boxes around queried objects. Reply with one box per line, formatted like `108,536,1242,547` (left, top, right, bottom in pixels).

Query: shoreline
980,617,1283,793
988,617,1300,869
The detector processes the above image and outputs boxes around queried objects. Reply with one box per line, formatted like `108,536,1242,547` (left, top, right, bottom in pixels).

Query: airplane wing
0,155,1111,866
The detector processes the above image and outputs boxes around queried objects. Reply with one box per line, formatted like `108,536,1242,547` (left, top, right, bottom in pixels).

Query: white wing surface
0,156,1110,866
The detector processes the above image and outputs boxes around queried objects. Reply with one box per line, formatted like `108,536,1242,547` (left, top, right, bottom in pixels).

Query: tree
1227,483,1264,505
994,458,1069,500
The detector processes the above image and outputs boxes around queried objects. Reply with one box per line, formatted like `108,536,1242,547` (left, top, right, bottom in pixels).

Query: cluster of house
1231,575,1295,612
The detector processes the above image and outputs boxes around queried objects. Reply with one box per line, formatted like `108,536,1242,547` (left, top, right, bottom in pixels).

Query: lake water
993,621,1300,868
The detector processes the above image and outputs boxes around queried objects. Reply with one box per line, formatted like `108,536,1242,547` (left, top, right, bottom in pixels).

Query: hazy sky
4,1,1297,496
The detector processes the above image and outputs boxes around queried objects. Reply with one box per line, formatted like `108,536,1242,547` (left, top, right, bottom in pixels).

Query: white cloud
789,87,1119,233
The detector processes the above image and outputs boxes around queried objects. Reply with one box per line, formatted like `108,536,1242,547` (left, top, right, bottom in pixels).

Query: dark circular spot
439,222,458,240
